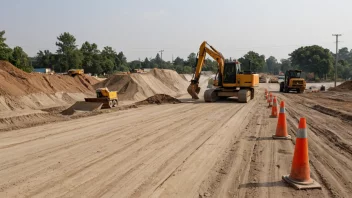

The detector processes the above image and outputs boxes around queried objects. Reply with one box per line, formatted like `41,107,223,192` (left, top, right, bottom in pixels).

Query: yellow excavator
187,41,259,103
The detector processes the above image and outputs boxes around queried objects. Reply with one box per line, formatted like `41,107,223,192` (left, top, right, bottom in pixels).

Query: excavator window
223,62,237,83
288,71,301,78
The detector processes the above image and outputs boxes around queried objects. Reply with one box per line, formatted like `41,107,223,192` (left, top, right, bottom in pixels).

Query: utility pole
159,50,164,61
332,34,341,87
158,50,164,68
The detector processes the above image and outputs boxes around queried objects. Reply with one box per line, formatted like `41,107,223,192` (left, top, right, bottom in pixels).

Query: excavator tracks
204,89,218,102
238,89,251,103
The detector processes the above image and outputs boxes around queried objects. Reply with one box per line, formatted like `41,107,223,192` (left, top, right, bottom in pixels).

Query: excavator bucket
187,83,200,99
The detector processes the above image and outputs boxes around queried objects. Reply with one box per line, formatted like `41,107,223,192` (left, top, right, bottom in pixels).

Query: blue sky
1,0,352,62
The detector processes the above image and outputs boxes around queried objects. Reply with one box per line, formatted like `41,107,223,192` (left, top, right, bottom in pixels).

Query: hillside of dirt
0,61,96,97
94,69,189,101
0,61,97,111
329,80,352,92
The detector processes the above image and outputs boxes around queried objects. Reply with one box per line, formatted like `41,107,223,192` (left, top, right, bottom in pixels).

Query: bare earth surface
0,83,351,198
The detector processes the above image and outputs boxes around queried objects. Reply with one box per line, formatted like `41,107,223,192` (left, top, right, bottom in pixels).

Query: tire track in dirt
151,97,258,197
1,104,211,197
0,102,250,198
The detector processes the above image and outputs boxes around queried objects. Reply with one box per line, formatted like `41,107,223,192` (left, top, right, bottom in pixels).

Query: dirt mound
135,94,181,105
82,75,100,85
94,68,189,101
0,61,97,112
329,81,352,92
0,61,96,97
61,102,103,115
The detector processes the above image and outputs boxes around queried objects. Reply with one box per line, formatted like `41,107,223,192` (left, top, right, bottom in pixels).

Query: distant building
33,68,52,74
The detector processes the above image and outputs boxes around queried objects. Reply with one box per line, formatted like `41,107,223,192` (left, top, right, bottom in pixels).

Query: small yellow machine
188,41,259,103
68,69,84,76
279,70,306,93
85,88,118,108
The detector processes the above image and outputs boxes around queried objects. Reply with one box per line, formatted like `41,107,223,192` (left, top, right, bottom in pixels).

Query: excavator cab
222,62,241,84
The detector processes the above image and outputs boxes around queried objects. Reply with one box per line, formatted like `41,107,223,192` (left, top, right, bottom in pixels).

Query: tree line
0,30,351,80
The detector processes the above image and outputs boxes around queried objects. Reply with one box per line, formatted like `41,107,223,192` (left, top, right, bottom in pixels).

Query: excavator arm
187,41,225,99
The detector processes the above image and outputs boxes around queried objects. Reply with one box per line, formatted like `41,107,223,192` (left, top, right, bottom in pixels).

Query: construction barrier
282,118,322,190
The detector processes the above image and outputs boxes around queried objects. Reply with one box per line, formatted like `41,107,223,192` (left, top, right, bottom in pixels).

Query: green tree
338,47,349,61
101,46,116,60
238,51,265,72
10,46,33,72
102,58,115,74
279,59,294,72
0,30,13,61
289,45,333,79
36,50,55,69
175,65,184,73
142,57,151,68
117,51,127,66
337,60,352,80
101,46,117,70
173,56,184,66
55,32,83,72
187,53,196,68
80,41,102,74
128,60,142,69
183,66,192,74
153,53,162,68
266,56,279,74
347,49,352,64
203,58,218,72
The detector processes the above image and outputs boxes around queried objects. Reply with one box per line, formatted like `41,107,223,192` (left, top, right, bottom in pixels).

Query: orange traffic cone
272,101,291,140
282,118,321,190
268,93,273,107
267,92,270,103
270,96,278,118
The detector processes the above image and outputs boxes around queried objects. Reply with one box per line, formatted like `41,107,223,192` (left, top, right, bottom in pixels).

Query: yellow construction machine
187,41,259,103
279,70,306,93
84,88,118,108
68,69,84,77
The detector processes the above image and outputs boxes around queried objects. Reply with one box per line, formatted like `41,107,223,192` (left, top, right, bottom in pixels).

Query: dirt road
0,85,351,197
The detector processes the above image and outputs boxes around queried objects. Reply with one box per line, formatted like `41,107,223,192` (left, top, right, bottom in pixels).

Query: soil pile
94,69,189,101
329,81,352,92
61,102,103,115
84,75,100,85
136,94,181,105
0,61,96,96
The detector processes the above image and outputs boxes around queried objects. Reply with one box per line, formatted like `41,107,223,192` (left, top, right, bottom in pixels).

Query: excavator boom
187,41,224,99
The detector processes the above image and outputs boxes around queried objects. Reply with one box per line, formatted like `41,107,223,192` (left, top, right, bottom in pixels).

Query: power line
332,34,342,88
